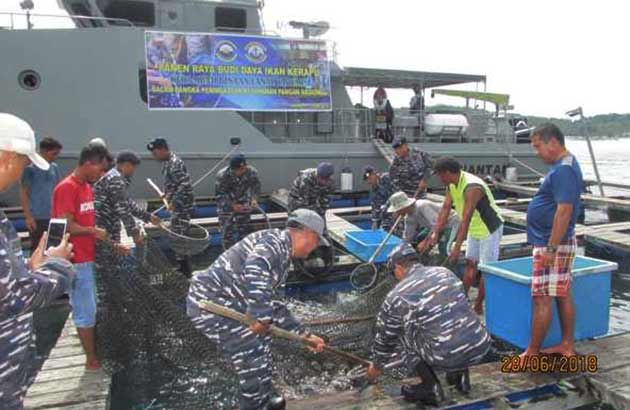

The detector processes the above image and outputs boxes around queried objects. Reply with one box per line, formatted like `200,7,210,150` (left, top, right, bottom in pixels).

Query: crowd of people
0,111,583,410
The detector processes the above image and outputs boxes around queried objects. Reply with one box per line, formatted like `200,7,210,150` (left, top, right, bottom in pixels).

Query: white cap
0,113,49,170
88,137,107,148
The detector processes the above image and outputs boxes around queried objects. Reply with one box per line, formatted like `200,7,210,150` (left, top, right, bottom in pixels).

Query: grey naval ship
0,0,543,205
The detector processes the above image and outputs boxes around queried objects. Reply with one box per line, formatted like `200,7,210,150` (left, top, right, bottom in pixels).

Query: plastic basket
344,229,402,263
480,255,616,349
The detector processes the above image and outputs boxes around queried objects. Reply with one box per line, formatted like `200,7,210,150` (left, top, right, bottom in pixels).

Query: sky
3,0,629,117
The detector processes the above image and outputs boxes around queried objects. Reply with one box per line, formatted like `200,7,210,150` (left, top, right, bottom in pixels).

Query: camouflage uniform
94,167,152,241
390,148,433,197
0,211,74,409
162,153,194,237
287,168,335,218
373,265,490,372
187,229,301,410
215,165,261,250
369,172,396,231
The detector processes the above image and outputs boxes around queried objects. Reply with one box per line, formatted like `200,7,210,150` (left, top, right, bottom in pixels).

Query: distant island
423,105,630,139
526,113,630,139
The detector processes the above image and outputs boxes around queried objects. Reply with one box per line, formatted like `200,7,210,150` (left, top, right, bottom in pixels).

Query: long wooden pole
198,300,373,368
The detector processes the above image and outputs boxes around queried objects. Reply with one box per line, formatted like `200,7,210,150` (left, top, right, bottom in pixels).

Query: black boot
401,361,444,405
264,393,286,410
446,368,470,394
178,257,192,277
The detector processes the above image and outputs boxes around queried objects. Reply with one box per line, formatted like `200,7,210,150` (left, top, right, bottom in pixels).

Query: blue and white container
344,230,402,263
480,255,617,349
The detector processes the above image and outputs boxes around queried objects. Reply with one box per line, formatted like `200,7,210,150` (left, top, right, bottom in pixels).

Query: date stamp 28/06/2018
500,355,598,373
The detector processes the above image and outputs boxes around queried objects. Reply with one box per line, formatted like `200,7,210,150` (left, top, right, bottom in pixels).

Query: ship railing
240,108,372,143
240,107,516,144
0,11,135,30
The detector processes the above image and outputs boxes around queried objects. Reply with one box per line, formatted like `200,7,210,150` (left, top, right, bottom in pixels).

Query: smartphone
46,219,67,250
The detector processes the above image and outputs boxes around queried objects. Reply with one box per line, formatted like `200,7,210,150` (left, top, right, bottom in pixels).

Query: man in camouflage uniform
147,138,194,273
216,154,261,250
94,151,161,247
287,162,335,218
187,209,327,410
367,243,491,406
389,136,433,198
362,165,396,231
0,113,75,410
386,192,460,257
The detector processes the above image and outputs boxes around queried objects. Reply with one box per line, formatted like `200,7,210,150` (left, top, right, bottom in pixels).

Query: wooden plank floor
495,181,630,212
289,332,630,410
24,317,110,410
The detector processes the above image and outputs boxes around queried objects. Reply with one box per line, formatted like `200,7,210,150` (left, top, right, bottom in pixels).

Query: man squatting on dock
216,153,261,250
387,191,460,258
147,137,195,274
0,114,75,410
187,209,327,410
521,123,583,360
362,165,396,232
367,243,491,405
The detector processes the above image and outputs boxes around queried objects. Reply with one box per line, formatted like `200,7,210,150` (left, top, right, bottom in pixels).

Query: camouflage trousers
171,206,193,262
219,212,252,251
188,300,273,410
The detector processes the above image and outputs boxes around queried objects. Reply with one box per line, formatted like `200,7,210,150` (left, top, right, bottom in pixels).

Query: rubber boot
446,368,471,394
264,393,286,410
178,256,193,278
401,361,444,405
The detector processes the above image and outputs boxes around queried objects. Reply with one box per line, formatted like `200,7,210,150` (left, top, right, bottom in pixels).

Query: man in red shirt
52,144,109,370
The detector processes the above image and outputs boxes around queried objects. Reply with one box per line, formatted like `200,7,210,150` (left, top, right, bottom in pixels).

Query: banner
144,31,332,111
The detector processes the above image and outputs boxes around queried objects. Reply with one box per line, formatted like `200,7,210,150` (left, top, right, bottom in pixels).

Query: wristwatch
546,245,558,253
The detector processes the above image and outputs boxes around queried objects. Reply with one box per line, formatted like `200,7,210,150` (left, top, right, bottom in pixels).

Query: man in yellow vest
420,157,504,314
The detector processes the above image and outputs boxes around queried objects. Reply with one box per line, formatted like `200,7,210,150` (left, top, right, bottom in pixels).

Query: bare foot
473,300,484,315
519,351,537,370
541,342,576,357
85,359,101,371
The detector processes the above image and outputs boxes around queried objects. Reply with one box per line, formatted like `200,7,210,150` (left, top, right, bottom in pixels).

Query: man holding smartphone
52,144,109,371
0,113,74,410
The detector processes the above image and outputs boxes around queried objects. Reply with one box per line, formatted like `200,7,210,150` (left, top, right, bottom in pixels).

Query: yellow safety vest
448,171,503,240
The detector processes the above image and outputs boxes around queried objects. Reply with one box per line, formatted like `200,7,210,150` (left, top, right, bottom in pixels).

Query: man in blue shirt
522,123,583,362
20,137,63,252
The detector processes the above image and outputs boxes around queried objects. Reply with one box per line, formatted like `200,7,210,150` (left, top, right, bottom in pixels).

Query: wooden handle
198,300,373,367
147,178,171,210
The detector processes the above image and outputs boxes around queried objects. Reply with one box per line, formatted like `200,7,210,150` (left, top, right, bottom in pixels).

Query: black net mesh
94,238,404,409
159,221,210,256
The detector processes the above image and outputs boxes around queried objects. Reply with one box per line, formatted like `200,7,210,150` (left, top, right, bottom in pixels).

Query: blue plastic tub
480,255,617,349
344,229,402,263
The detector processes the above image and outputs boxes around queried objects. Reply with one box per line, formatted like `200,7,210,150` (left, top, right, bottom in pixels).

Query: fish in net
93,238,410,408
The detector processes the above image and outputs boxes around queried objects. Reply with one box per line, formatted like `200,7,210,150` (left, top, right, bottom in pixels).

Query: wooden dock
24,317,110,410
495,180,630,212
290,332,630,410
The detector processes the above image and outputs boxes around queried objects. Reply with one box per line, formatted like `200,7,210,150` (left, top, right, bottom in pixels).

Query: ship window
18,70,41,91
215,7,247,32
102,1,155,26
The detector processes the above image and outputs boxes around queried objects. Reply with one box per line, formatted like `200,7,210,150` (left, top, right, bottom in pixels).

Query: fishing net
93,236,402,409
159,220,210,256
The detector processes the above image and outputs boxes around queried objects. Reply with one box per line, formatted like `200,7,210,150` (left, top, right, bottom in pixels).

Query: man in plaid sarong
522,123,583,361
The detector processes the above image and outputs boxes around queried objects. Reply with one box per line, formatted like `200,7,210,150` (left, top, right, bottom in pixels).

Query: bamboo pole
198,300,373,368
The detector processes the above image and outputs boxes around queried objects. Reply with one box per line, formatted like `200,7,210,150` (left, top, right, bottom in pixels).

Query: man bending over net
367,243,491,406
187,209,326,410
